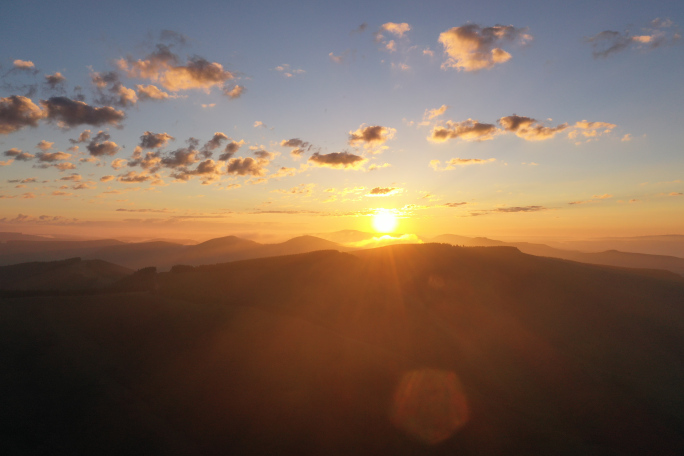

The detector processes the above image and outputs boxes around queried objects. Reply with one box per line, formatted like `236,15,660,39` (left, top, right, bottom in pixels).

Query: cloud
224,85,245,98
621,134,632,142
586,19,679,58
72,180,97,190
430,158,496,171
494,206,545,213
13,60,35,70
91,71,138,107
140,131,174,149
253,121,265,128
309,151,367,169
117,45,234,92
201,132,228,157
274,183,315,195
111,158,127,170
36,140,54,151
352,23,368,34
429,119,498,142
274,64,305,78
280,138,312,157
0,95,45,134
670,192,683,196
69,129,91,144
226,156,268,176
365,163,390,172
59,173,81,181
117,170,161,183
52,191,73,196
498,115,568,141
54,162,76,171
0,159,12,166
218,139,244,161
100,175,115,182
252,149,276,161
41,96,125,129
568,120,616,140
116,208,174,213
4,147,36,161
136,84,170,100
86,130,120,156
160,141,200,169
444,202,468,207
439,24,532,71
424,105,449,122
380,22,411,38
367,187,403,196
171,159,223,184
329,50,351,64
349,124,396,151
36,151,71,162
45,72,66,90
592,194,613,199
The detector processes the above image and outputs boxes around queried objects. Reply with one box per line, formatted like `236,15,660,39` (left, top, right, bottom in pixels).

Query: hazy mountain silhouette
2,243,683,454
551,234,684,258
434,234,684,276
0,238,125,266
0,257,132,291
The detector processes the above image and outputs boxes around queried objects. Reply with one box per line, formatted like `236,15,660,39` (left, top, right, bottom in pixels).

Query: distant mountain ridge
0,257,132,291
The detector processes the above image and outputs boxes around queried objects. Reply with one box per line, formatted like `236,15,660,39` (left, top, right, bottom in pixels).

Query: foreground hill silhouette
1,244,684,455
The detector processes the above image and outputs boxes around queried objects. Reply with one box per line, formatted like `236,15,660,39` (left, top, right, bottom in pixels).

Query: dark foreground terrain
1,244,684,455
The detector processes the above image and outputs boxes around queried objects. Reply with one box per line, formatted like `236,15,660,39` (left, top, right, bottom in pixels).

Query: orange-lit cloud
36,151,71,162
586,19,679,58
218,139,245,161
381,22,411,38
430,157,496,171
366,187,403,196
439,24,532,71
13,60,35,70
117,45,234,92
224,85,244,99
498,115,568,141
0,96,45,134
41,97,125,129
140,131,174,150
45,72,66,90
226,157,268,176
136,84,170,100
37,140,54,151
429,119,498,142
308,151,367,169
349,124,396,151
86,131,120,157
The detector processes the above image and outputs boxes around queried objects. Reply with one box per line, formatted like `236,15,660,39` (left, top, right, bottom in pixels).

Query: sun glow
372,211,399,233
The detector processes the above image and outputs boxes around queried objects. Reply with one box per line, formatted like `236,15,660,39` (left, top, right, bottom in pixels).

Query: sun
372,211,399,233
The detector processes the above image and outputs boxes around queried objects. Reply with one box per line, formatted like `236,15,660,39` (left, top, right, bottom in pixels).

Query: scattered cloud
439,24,532,71
224,85,244,99
366,187,403,196
45,72,66,90
429,119,498,142
430,157,496,171
100,175,115,182
140,131,174,150
86,130,120,156
380,22,411,38
218,139,245,161
136,84,170,100
349,124,396,151
0,95,45,134
498,115,568,141
308,151,367,169
41,96,125,129
274,64,305,78
36,140,54,151
117,44,235,92
36,151,71,162
586,19,679,58
280,138,312,157
226,157,268,176
13,60,35,70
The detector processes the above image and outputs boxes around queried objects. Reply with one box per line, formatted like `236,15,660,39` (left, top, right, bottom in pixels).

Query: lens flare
390,369,469,445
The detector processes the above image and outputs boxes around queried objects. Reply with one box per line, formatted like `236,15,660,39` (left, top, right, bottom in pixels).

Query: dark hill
2,243,684,455
0,257,132,291
0,239,126,266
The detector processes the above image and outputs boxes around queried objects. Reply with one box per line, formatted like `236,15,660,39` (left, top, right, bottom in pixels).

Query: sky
1,0,682,242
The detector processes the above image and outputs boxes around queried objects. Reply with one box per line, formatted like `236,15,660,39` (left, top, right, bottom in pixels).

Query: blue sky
1,0,682,241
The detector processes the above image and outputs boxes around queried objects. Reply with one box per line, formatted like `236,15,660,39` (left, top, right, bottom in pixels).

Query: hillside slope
1,244,684,455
